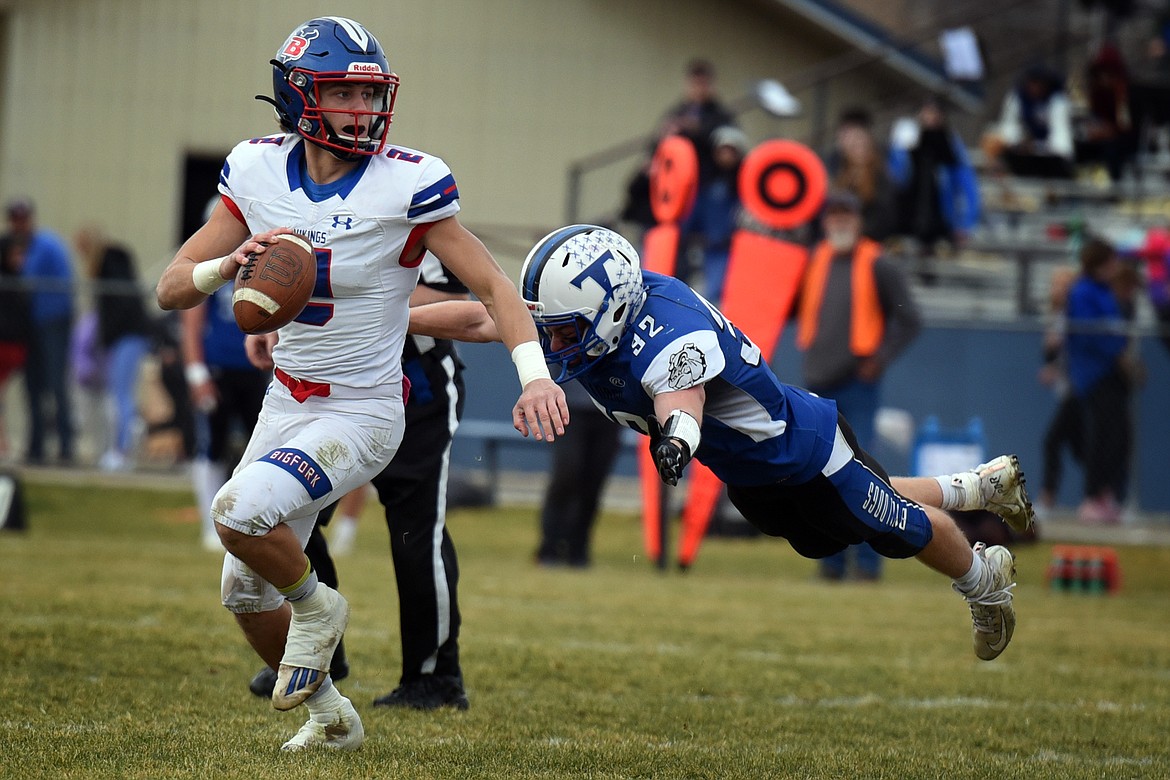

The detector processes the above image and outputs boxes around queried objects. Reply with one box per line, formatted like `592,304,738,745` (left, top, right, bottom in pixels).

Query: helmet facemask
281,65,398,160
533,312,609,384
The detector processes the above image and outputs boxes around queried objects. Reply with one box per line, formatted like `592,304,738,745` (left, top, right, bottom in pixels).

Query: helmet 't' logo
569,249,616,296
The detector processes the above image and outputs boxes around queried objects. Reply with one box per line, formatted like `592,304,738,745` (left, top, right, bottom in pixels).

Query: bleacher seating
898,147,1170,323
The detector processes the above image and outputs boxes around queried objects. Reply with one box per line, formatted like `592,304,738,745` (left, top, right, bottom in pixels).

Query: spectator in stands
0,238,29,460
1065,237,1131,524
151,312,197,461
1127,2,1170,169
823,107,899,242
1107,258,1145,508
535,380,622,568
659,58,736,188
69,307,106,466
619,60,737,274
1077,43,1135,183
1129,226,1170,354
3,199,76,465
655,59,739,286
795,190,922,580
990,65,1076,179
682,125,749,302
888,97,982,279
76,226,153,471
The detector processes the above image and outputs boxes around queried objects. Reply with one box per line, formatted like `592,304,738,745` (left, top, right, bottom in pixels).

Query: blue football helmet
261,16,399,159
519,225,646,383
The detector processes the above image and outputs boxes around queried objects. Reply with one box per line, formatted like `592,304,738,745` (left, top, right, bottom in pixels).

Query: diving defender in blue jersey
410,224,1037,662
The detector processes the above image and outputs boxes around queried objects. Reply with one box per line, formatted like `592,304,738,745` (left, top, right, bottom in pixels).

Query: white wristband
511,341,551,387
192,257,231,294
662,409,702,456
184,362,211,385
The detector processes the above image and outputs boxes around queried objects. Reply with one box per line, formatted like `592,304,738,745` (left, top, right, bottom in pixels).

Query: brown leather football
232,234,316,334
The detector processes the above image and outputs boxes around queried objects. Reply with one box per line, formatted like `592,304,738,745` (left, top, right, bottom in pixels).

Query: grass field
3,477,1170,779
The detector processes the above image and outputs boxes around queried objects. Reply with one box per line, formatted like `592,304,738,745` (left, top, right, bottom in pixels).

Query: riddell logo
348,63,383,73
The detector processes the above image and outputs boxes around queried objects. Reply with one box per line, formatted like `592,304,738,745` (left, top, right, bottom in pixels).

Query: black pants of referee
307,348,466,685
372,350,466,685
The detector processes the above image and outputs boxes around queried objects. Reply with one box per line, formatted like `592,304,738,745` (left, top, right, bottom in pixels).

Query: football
232,234,316,334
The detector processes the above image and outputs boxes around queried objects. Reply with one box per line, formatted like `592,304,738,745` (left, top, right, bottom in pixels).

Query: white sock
953,550,986,594
191,458,226,537
306,677,343,717
285,576,323,608
936,473,979,511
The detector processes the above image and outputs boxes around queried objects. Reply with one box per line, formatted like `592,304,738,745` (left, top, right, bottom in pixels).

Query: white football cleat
281,696,364,751
273,584,349,711
950,454,1034,532
954,543,1016,661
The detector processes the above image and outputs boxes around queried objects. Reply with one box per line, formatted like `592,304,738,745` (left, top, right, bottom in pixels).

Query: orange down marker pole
640,135,698,567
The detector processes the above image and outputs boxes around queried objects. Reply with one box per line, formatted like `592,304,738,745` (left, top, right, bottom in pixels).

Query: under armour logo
331,216,353,230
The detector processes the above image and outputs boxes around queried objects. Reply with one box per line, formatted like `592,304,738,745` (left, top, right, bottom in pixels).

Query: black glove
646,416,692,486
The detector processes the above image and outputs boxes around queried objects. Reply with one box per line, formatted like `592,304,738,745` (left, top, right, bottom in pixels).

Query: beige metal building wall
0,0,847,276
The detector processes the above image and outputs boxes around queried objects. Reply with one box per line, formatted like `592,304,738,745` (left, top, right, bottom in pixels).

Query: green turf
2,479,1169,779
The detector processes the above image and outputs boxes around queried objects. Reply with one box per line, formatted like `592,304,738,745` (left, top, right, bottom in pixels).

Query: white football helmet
519,225,645,382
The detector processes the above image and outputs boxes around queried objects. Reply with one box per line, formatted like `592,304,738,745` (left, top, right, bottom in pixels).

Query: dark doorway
179,153,228,244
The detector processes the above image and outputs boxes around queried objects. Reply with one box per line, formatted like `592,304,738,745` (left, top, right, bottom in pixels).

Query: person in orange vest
797,190,922,581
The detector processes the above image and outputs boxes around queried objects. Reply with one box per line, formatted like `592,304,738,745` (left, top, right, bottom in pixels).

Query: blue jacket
202,285,253,370
21,230,74,323
1065,276,1127,396
888,130,982,234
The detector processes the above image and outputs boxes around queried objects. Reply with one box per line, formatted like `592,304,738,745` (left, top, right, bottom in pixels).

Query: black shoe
372,675,469,711
248,666,278,698
246,643,350,699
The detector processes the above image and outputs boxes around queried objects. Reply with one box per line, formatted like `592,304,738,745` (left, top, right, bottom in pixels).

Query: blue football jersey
202,285,252,371
577,272,840,486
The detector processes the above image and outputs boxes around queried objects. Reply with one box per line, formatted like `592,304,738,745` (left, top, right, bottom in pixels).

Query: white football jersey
217,133,461,397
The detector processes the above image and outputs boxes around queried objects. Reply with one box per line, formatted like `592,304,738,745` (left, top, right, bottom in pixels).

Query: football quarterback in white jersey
157,16,566,752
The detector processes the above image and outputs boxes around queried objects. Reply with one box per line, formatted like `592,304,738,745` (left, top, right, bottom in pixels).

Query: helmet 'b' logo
282,37,309,59
279,27,318,62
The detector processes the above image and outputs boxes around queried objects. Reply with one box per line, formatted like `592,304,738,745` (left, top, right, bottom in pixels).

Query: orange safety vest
796,238,884,357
